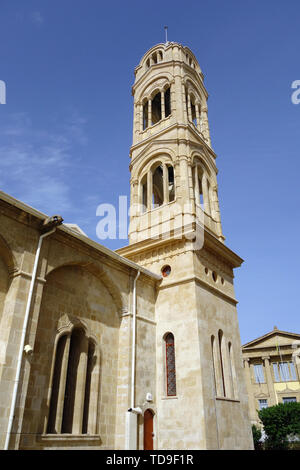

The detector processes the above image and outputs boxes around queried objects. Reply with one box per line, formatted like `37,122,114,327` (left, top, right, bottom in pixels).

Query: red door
144,409,154,450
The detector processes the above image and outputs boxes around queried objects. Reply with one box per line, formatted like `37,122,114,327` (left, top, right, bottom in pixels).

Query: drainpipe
4,216,63,450
125,269,142,450
131,269,140,410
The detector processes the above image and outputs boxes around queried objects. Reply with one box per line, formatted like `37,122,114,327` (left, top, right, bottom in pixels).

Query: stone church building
0,42,253,450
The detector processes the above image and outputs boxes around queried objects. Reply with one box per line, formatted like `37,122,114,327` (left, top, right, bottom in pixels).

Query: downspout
125,269,141,450
131,269,140,410
4,216,63,450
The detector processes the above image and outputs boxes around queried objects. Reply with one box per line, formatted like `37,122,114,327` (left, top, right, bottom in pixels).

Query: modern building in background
242,327,300,426
0,42,253,449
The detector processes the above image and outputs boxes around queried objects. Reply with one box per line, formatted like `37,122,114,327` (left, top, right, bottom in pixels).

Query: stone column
0,274,31,449
72,333,89,434
162,163,169,204
147,170,153,211
187,161,195,208
84,344,99,435
202,175,211,215
161,91,165,120
182,82,188,124
148,99,152,127
195,103,201,131
180,156,190,203
134,103,139,139
173,65,183,124
187,94,192,122
194,165,199,205
139,103,143,133
54,333,71,433
262,356,277,406
211,186,220,222
212,185,224,240
243,358,257,422
201,107,211,146
130,178,139,217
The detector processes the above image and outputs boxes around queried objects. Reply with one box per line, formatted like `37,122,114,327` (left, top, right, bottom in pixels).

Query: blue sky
0,0,299,344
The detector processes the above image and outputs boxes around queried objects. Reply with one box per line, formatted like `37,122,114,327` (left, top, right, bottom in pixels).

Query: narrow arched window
47,327,98,435
151,91,162,125
153,165,164,207
167,165,175,202
164,87,171,117
190,95,197,127
211,335,217,394
206,179,212,215
218,330,226,397
193,165,204,208
140,173,148,212
165,333,176,396
47,334,69,434
198,172,204,207
143,100,148,130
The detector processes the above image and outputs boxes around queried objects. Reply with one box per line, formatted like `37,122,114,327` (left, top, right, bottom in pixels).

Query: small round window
161,265,171,277
212,271,218,282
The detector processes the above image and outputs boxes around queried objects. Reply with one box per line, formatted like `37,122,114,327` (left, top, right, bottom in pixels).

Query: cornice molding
159,273,238,306
118,224,243,271
130,124,216,160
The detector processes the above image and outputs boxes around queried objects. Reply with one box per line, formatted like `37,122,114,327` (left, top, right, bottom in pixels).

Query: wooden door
143,409,154,450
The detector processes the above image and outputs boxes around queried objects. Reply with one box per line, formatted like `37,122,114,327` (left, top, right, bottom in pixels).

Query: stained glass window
165,333,176,396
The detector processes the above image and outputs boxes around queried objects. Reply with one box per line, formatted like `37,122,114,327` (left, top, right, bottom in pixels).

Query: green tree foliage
252,424,263,450
258,402,300,450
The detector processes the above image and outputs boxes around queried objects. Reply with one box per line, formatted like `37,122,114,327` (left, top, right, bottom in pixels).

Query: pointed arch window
165,333,176,396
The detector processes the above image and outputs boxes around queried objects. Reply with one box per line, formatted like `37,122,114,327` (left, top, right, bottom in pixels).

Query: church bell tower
117,42,253,450
127,41,224,246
